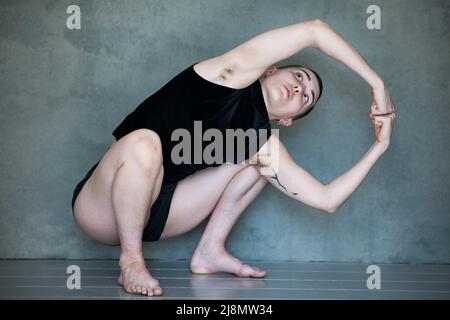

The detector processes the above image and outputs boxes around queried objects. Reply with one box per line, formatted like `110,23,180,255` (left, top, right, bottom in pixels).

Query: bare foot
190,245,266,278
117,258,163,296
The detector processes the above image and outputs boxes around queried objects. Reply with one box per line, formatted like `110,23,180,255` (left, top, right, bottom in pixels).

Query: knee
219,166,264,206
257,175,268,186
125,129,163,169
241,165,261,182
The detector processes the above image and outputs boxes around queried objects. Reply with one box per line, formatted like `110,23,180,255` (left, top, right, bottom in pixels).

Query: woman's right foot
117,258,163,296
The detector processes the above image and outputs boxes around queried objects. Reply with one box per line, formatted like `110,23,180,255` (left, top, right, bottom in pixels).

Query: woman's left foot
190,245,266,278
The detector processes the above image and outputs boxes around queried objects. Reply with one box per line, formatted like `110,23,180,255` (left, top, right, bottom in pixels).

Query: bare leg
74,129,165,296
190,165,268,277
112,134,164,296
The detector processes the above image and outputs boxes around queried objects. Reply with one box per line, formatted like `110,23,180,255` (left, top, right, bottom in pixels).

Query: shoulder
194,55,264,90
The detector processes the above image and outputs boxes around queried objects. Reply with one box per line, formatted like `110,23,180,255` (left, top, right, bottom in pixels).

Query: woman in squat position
72,19,395,296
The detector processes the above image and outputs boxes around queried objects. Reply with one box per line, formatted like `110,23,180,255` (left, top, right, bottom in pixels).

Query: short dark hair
278,64,323,121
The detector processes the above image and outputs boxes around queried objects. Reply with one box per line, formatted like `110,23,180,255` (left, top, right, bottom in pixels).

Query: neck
258,77,276,121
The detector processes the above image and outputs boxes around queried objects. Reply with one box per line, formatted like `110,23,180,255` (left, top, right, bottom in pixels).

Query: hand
370,110,396,149
371,82,395,116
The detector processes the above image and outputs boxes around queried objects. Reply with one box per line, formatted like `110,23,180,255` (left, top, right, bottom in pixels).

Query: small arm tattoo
270,168,298,196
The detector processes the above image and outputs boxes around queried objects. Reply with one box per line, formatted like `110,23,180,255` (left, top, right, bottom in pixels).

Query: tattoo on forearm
270,168,298,196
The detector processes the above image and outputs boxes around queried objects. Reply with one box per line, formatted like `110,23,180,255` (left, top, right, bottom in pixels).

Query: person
71,19,396,296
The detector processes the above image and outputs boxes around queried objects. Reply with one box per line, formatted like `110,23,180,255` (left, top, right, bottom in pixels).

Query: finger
373,117,389,126
372,119,383,127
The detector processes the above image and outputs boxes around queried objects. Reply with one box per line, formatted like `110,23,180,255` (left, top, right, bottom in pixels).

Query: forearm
255,136,331,213
312,21,383,88
325,143,387,212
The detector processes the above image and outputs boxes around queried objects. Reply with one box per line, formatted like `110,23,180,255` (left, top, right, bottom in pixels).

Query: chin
268,86,284,105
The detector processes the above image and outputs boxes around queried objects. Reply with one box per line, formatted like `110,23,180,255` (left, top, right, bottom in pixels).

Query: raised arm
311,21,394,114
196,19,394,114
254,111,395,213
194,19,320,88
224,18,380,84
311,20,382,89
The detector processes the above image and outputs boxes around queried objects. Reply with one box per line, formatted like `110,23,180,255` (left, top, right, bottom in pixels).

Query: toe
136,286,142,294
153,286,164,296
141,287,147,295
252,266,265,273
254,269,266,277
253,266,266,277
238,264,266,278
237,264,253,277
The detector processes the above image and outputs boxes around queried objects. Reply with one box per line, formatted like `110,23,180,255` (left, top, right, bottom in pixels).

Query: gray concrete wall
1,0,449,263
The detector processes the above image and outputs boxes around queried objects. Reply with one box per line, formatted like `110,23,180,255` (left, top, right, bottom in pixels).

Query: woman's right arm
254,111,395,213
324,111,395,211
324,140,389,212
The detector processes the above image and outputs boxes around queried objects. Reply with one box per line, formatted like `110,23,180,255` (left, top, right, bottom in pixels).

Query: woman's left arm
312,20,395,114
202,19,394,113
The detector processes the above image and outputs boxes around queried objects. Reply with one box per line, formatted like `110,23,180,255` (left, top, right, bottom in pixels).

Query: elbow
321,202,337,213
323,184,338,214
308,19,329,48
304,19,328,29
326,207,337,214
312,18,329,27
319,206,336,214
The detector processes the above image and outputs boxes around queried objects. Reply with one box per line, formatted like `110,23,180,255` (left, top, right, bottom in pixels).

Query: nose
292,84,303,95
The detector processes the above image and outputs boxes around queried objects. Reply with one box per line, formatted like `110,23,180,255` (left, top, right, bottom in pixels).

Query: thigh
160,163,250,239
73,129,164,245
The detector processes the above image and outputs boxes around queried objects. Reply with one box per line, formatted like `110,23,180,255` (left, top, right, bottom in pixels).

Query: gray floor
0,260,449,300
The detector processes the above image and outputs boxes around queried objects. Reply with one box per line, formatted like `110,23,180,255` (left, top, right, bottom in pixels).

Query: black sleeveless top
112,62,272,185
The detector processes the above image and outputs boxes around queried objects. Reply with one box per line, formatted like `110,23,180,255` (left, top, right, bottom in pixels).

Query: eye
295,72,309,103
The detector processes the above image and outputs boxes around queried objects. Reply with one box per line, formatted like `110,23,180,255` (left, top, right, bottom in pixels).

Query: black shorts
71,159,177,242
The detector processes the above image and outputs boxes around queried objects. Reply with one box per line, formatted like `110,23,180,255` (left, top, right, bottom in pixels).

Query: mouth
282,85,291,100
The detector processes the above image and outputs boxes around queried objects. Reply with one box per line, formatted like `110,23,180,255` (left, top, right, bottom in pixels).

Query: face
259,66,320,126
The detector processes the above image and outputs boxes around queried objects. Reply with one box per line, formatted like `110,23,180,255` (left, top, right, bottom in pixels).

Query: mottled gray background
0,0,449,263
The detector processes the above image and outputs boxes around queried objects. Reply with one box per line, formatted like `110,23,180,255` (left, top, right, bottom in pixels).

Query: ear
278,118,293,126
264,65,277,77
